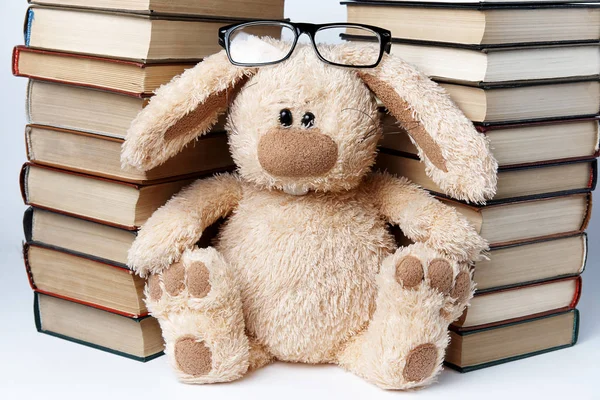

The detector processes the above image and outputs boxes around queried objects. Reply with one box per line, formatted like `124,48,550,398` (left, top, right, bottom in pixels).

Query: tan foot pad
403,343,438,382
186,261,212,298
427,259,453,294
451,271,471,303
175,336,213,377
163,262,185,296
395,256,424,289
147,274,162,301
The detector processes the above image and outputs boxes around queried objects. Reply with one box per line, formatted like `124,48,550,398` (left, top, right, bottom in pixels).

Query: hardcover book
20,163,197,230
25,242,146,317
13,46,194,96
473,234,587,292
34,292,163,361
24,207,135,266
27,80,149,138
24,6,276,62
28,0,285,19
446,310,579,372
26,80,226,139
25,124,233,183
356,0,599,5
453,276,581,331
380,115,600,167
387,41,600,85
344,1,600,46
438,79,600,123
376,152,597,202
23,207,222,266
442,193,592,247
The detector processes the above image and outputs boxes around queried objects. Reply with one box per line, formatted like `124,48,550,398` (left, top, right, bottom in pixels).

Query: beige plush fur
122,42,497,390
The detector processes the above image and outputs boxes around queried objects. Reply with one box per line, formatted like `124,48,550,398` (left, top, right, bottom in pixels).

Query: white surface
1,1,599,399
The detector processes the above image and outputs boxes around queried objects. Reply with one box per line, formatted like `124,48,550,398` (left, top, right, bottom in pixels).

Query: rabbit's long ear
121,50,256,171
356,52,497,203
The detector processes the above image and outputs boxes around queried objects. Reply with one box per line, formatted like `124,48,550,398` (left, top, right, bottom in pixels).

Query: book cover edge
446,309,579,372
33,293,162,362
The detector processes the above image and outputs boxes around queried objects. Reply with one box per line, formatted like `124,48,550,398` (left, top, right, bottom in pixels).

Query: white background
1,1,599,399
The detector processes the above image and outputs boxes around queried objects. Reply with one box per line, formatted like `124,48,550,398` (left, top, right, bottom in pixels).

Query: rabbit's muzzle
257,128,338,178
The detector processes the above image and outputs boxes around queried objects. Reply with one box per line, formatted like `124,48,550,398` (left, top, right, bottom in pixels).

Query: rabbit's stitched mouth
257,128,338,178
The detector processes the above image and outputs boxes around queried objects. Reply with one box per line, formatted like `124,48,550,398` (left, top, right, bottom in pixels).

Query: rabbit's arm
365,172,487,263
128,173,243,277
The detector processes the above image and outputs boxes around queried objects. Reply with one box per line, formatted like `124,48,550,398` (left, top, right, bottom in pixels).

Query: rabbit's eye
301,112,315,128
279,109,293,127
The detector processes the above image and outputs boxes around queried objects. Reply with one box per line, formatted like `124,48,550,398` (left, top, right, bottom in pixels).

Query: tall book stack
14,0,284,361
345,0,598,372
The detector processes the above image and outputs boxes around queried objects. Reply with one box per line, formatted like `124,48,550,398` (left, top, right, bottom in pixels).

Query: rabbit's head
122,40,496,202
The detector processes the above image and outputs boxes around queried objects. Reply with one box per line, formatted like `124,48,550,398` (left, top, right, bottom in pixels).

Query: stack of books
345,0,598,372
14,0,284,361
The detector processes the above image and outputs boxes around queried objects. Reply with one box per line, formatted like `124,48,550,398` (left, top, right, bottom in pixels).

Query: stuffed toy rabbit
121,36,497,389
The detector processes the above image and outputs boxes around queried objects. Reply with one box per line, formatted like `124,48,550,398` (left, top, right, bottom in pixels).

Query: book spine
590,159,598,191
24,8,34,47
19,163,29,204
572,309,580,346
580,193,593,231
581,232,588,274
25,80,33,123
11,46,20,76
24,125,33,161
571,276,583,309
22,243,36,291
33,291,42,332
23,207,33,242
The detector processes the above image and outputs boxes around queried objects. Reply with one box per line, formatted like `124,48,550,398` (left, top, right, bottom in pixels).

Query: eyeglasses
218,21,392,68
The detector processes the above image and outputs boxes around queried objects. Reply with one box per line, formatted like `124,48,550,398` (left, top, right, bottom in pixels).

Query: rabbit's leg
146,247,259,384
337,243,473,390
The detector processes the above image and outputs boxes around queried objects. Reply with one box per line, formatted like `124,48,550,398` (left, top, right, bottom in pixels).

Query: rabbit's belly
216,190,396,362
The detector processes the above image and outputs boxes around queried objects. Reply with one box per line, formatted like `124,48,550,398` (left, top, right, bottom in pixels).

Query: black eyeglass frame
218,20,392,68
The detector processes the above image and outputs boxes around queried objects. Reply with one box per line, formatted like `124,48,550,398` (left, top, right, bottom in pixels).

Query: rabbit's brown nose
257,128,338,177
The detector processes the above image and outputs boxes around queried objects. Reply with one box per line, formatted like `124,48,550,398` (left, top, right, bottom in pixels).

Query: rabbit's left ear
121,50,256,171
355,52,497,203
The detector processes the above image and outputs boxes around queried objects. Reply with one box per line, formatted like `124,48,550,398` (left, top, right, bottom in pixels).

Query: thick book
34,292,163,362
28,0,285,19
13,46,194,96
356,0,599,4
27,79,149,139
25,124,233,183
23,207,221,265
441,193,592,247
344,1,600,46
453,276,581,331
26,80,226,139
20,163,196,230
387,41,600,85
377,152,597,202
24,6,246,62
474,234,587,292
445,309,579,372
25,242,146,317
25,207,136,266
438,79,600,123
380,115,600,167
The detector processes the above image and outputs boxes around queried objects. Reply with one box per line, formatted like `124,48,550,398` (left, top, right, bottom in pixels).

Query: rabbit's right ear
121,50,256,171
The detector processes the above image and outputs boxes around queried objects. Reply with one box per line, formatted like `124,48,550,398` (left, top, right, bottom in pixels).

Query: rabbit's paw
145,247,249,384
